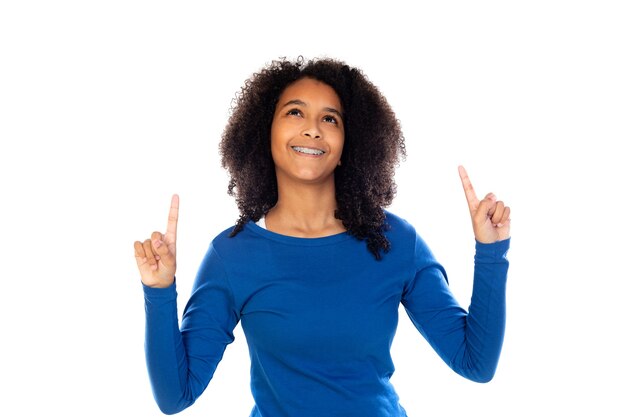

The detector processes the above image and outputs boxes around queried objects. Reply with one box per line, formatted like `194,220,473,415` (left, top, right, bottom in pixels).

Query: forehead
278,78,342,109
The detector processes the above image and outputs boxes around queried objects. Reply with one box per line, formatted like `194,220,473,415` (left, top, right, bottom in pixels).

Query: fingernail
154,240,161,248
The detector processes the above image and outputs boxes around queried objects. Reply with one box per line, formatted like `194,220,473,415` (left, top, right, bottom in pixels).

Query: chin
292,171,334,185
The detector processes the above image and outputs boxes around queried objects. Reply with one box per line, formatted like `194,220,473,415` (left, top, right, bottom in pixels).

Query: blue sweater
143,212,510,416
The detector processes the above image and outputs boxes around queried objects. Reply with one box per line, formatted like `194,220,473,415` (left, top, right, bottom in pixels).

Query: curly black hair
219,57,406,260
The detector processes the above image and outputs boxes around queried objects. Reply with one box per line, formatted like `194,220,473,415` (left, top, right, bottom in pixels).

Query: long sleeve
401,237,510,383
143,243,240,414
143,214,508,415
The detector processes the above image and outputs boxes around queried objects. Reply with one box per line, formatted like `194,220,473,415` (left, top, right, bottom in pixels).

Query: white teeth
292,146,325,155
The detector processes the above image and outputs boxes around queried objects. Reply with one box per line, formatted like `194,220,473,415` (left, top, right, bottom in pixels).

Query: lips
291,146,325,156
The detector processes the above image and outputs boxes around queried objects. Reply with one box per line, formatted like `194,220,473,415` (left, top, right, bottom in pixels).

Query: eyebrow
281,99,344,121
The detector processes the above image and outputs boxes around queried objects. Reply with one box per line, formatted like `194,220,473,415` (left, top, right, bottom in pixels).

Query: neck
265,177,345,237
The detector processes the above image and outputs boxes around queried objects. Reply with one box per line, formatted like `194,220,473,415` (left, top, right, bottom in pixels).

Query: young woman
134,57,511,416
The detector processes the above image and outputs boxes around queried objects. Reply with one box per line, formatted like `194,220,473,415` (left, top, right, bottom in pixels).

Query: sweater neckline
245,221,352,246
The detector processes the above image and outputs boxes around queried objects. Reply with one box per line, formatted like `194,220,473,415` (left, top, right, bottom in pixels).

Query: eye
322,115,338,124
286,108,302,117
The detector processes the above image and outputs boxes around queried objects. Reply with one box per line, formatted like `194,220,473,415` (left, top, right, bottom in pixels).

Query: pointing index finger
166,194,179,241
458,165,479,210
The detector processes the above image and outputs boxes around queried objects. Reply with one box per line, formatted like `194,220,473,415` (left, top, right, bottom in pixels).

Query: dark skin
264,77,346,238
134,78,510,288
133,194,179,288
218,58,408,259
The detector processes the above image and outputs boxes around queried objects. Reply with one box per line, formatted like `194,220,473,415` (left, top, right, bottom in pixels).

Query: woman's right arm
134,195,239,414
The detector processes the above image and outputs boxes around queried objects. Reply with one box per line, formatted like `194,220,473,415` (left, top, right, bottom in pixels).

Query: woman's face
270,77,345,187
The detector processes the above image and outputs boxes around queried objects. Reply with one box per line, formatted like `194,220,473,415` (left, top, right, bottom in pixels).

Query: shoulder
383,210,418,242
209,224,245,254
384,210,414,232
382,210,417,257
384,210,436,262
208,221,274,263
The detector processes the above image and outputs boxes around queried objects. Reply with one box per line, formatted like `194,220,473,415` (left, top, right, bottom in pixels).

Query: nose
304,131,321,139
302,121,321,140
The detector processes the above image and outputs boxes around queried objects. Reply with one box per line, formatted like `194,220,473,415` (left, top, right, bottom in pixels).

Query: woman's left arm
401,166,511,382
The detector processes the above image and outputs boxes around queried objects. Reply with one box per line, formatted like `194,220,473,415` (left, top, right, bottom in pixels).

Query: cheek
269,140,280,163
332,132,345,156
269,130,288,165
270,119,290,146
269,125,281,152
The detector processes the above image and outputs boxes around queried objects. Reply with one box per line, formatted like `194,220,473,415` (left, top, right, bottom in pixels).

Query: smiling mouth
291,146,325,156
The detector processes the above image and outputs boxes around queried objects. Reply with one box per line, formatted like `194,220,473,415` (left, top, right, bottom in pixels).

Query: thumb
475,193,497,223
151,231,175,267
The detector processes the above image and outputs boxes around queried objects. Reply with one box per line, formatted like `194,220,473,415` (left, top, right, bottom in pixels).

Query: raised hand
134,194,179,288
458,166,510,244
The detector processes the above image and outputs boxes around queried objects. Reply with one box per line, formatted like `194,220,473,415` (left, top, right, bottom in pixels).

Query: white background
1,1,625,416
